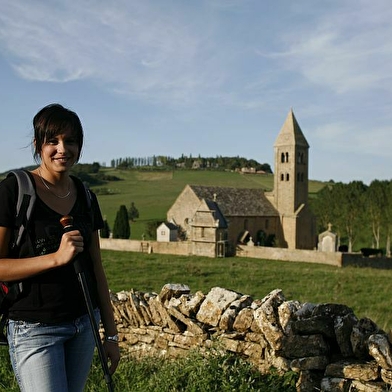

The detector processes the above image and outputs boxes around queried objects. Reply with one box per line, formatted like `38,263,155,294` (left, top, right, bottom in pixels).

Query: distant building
156,222,178,242
164,110,317,257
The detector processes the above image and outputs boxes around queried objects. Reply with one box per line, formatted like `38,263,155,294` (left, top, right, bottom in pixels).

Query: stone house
165,109,316,256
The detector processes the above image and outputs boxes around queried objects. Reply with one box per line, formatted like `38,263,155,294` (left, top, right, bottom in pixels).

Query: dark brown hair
33,103,84,162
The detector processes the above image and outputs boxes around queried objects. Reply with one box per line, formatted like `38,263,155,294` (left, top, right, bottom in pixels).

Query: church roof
189,185,279,217
274,109,309,148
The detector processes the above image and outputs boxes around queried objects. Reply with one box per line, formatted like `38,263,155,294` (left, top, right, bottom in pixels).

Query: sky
0,0,391,184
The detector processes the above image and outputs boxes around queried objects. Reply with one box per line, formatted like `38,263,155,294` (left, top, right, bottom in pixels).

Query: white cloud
0,1,216,103
268,0,392,95
313,121,392,157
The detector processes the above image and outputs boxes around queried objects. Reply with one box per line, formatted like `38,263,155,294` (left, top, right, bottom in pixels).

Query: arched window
281,173,284,181
281,152,285,163
286,173,290,181
285,152,289,162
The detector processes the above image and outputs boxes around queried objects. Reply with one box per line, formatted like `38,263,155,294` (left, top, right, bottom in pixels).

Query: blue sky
0,0,391,184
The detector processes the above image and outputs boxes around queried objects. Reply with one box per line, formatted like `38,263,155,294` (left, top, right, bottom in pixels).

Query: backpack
0,169,93,344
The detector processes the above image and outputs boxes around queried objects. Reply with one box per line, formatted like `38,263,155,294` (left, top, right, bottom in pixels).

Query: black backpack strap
0,313,8,345
7,170,36,249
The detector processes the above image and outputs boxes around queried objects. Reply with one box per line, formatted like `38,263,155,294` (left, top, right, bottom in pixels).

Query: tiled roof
189,185,279,217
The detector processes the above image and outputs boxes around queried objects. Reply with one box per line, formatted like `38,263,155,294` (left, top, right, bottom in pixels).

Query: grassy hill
92,168,327,239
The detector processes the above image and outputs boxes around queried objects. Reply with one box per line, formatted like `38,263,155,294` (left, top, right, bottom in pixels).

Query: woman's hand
55,230,84,266
103,340,121,375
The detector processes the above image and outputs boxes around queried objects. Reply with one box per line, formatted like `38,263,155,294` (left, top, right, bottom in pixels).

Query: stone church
165,109,316,257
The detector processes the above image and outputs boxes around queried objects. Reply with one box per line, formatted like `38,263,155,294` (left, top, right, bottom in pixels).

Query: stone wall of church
109,284,392,392
100,238,391,268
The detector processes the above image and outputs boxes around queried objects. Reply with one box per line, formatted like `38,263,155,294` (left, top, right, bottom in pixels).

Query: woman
0,104,120,391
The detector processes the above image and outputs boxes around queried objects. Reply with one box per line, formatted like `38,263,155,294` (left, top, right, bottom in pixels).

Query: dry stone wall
110,284,392,391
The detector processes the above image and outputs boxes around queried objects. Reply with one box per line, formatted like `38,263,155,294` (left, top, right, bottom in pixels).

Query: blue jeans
7,310,100,392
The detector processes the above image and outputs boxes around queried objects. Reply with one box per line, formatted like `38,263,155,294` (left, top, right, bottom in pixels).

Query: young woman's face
39,128,80,173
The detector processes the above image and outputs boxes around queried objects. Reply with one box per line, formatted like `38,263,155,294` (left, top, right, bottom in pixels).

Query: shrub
112,205,130,239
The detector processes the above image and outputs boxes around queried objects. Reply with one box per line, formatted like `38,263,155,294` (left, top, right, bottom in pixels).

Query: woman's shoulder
0,172,18,193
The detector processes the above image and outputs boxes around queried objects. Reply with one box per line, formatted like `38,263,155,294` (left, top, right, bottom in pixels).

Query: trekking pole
60,216,114,392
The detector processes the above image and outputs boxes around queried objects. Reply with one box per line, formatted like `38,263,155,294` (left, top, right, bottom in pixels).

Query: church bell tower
272,109,313,249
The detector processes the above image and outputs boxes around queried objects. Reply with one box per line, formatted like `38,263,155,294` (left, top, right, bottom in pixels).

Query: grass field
94,168,327,239
101,249,392,332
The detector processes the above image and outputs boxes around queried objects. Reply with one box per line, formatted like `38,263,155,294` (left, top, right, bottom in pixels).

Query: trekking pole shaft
60,216,114,392
76,269,114,392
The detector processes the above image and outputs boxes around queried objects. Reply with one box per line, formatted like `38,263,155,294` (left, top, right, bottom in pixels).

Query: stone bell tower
271,109,315,249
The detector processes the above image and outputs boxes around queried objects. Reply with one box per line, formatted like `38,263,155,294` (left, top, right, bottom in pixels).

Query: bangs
43,121,79,142
33,104,84,161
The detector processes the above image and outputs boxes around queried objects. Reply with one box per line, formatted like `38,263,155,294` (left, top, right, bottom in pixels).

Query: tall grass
0,342,298,391
85,350,297,392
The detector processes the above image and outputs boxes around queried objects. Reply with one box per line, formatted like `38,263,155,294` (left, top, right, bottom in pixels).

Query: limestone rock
350,380,387,392
219,295,253,331
325,360,379,381
320,377,351,392
254,289,285,350
290,355,329,371
166,306,204,335
351,318,381,359
334,312,358,357
233,307,254,332
177,291,205,317
196,287,241,327
368,333,392,370
291,315,335,339
278,300,301,335
380,368,392,384
158,283,190,304
282,334,329,358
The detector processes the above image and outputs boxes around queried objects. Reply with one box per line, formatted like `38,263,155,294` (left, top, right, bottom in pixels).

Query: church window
281,152,289,163
280,173,284,181
286,173,290,181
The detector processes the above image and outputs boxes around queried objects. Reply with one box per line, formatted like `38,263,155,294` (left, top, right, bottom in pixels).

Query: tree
100,219,111,238
310,184,339,234
112,205,131,239
367,180,388,248
128,202,139,221
336,181,367,252
384,181,392,256
145,220,160,240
